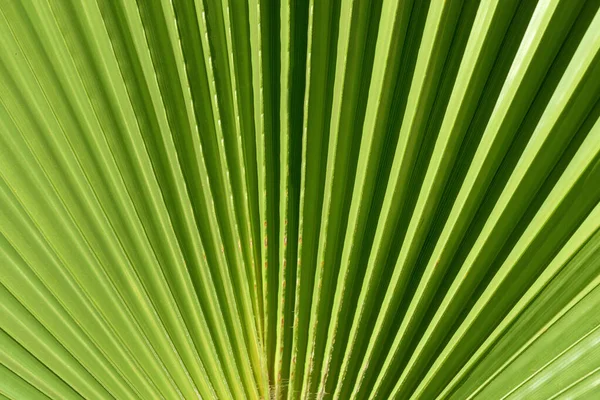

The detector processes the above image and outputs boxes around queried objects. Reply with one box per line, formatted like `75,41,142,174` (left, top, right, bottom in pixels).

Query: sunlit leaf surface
1,0,599,399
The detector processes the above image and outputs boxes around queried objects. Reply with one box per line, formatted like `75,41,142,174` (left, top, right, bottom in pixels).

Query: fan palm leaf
1,0,599,399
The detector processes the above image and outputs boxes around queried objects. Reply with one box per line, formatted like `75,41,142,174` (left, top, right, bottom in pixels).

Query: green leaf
1,0,599,399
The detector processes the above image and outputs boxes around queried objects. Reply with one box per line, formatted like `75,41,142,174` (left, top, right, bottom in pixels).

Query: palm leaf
1,0,599,399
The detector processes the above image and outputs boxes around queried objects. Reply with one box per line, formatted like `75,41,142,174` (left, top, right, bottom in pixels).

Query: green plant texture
1,0,600,399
